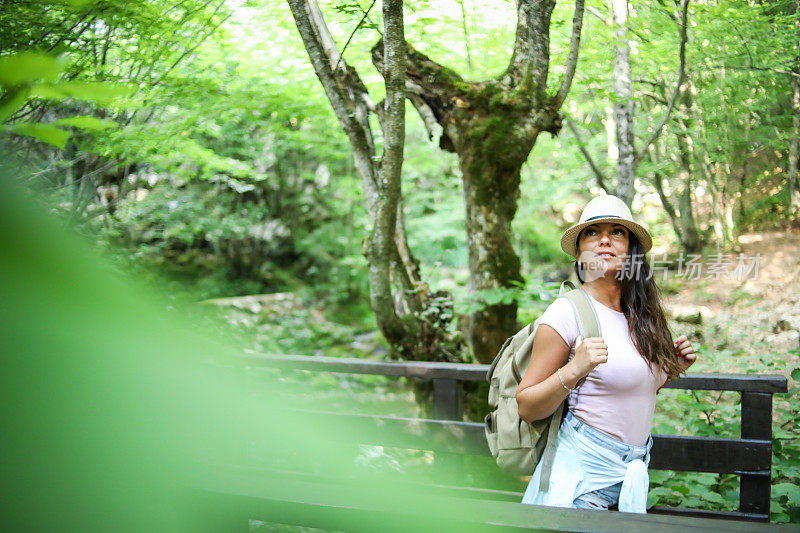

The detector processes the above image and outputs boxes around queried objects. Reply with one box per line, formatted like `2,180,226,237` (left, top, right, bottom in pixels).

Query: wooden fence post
739,391,773,519
433,378,462,479
433,378,462,420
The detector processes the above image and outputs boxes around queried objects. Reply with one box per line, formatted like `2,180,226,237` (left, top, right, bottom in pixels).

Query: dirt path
663,229,800,374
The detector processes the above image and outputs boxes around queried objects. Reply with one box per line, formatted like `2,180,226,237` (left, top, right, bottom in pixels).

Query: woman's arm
515,324,607,422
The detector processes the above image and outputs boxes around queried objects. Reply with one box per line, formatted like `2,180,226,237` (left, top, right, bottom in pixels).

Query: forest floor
661,228,800,376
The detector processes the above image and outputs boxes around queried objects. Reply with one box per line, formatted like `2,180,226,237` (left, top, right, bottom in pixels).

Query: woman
516,194,697,513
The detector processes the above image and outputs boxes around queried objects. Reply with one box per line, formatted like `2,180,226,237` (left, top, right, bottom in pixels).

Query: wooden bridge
194,353,792,532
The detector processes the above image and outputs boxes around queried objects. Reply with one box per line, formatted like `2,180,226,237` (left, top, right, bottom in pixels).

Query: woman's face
577,222,630,281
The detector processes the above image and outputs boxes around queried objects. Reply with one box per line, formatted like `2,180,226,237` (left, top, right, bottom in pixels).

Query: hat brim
560,218,652,258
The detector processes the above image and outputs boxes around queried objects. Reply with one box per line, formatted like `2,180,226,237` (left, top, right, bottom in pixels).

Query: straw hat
560,194,652,258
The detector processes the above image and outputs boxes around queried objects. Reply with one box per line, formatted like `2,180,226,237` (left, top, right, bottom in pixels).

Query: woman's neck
581,278,623,313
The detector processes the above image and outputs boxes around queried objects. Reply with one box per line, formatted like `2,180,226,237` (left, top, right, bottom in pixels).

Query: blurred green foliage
0,176,532,532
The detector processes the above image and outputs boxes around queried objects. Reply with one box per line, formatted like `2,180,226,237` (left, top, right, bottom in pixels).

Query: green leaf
694,487,727,505
791,368,800,381
28,83,67,100
33,81,136,105
11,122,70,149
481,289,503,306
773,482,800,503
53,115,117,131
670,484,691,496
648,486,678,498
0,52,65,86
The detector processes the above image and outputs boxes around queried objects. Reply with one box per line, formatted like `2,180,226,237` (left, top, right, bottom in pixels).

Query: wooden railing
241,353,788,523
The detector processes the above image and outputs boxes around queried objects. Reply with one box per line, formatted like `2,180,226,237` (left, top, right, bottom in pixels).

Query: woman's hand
565,335,608,380
674,335,697,372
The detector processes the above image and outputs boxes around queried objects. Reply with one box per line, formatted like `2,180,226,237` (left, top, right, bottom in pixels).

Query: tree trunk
674,78,704,254
363,0,408,349
572,0,687,217
457,121,533,361
646,139,683,243
790,51,800,217
287,0,461,362
372,47,555,362
394,51,547,361
609,0,635,206
677,181,702,254
372,0,586,362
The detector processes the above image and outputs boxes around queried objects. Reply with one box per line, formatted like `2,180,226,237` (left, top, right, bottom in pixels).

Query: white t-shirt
537,291,668,446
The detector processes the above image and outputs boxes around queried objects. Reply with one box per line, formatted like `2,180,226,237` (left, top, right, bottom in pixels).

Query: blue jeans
565,411,651,510
574,482,622,510
522,410,652,512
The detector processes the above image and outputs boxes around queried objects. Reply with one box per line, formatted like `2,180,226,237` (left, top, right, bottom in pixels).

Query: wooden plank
242,354,489,381
662,374,787,394
212,461,527,503
290,412,772,474
291,411,491,455
201,463,777,524
649,435,771,473
739,471,772,518
241,355,788,393
648,506,769,522
190,467,796,532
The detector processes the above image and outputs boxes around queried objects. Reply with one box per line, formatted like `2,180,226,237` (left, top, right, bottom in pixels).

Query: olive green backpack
484,281,601,490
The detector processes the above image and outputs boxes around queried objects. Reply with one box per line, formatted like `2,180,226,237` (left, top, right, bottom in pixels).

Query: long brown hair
574,232,683,380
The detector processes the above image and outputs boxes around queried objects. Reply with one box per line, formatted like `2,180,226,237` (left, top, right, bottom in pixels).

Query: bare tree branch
634,0,689,164
354,0,382,37
406,90,442,144
633,77,666,89
306,0,343,72
566,118,608,192
585,4,650,43
638,89,669,105
458,0,473,74
707,63,800,80
586,5,609,24
373,40,465,151
552,0,585,110
287,0,378,215
334,0,377,72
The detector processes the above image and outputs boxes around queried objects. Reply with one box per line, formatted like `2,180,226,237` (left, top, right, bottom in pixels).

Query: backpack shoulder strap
537,284,602,492
562,287,601,339
559,280,576,294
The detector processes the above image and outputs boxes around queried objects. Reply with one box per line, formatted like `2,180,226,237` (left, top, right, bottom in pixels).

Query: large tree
290,0,586,362
286,0,464,361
